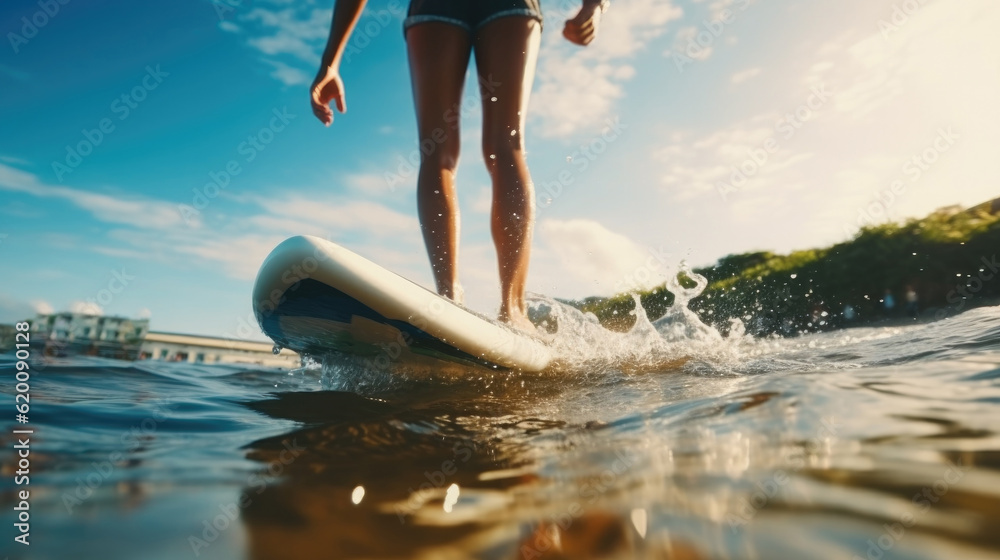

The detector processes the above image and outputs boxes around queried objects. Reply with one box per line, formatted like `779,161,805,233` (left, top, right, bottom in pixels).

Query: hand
310,65,346,126
563,0,604,46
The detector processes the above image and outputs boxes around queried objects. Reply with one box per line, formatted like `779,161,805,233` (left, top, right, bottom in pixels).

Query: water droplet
566,156,572,162
510,130,517,136
490,96,497,102
443,483,460,512
489,154,496,159
434,190,440,194
351,485,365,505
272,344,281,355
790,274,798,279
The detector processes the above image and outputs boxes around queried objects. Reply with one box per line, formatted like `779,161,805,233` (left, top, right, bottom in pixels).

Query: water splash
309,263,816,387
527,262,760,376
652,261,724,343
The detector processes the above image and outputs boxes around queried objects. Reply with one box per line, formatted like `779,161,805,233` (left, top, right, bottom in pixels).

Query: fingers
311,85,333,126
310,74,346,126
321,76,346,114
333,88,346,114
563,10,599,46
563,27,582,46
574,13,597,32
563,20,596,45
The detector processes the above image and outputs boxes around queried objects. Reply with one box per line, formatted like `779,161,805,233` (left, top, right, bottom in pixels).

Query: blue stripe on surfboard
259,278,506,370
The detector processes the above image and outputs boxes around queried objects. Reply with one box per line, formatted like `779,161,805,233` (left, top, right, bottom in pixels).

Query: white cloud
654,0,1000,258
96,191,422,282
33,300,53,314
264,59,311,86
0,154,30,165
254,196,418,237
226,5,335,88
172,233,284,280
705,0,750,21
69,300,103,316
0,163,187,229
470,186,492,215
532,218,665,297
0,162,422,282
243,7,328,63
797,0,1000,218
10,0,1000,329
730,67,761,84
530,0,682,138
669,26,714,62
657,111,808,201
662,0,755,69
345,172,390,197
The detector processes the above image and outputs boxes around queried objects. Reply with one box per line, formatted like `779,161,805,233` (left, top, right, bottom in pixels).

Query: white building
31,312,150,359
35,312,150,343
26,312,299,367
140,332,300,368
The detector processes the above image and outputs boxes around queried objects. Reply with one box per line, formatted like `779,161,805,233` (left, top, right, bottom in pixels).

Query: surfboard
252,235,553,373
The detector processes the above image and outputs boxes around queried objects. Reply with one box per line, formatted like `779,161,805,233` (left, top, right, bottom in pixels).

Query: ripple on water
3,298,1000,559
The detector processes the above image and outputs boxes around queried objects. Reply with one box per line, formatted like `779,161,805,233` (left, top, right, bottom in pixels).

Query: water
3,283,1000,559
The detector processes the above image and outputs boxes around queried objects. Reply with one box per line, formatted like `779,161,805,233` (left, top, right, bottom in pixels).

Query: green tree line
571,204,1000,335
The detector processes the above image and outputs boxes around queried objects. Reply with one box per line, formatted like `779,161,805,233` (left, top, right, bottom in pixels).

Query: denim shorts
403,0,543,35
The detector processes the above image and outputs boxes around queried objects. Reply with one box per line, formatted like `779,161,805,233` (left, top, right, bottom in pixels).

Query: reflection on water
2,305,1000,559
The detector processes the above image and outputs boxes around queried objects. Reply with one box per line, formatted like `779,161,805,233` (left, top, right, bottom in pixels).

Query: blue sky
1,0,998,338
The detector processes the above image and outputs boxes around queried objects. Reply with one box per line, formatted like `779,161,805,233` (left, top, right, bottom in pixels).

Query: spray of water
301,262,858,390
526,262,764,376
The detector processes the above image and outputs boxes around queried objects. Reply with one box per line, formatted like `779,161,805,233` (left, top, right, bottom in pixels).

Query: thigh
405,23,473,149
405,0,476,34
473,17,542,148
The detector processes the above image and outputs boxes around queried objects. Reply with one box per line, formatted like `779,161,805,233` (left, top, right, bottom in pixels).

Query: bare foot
440,283,464,305
499,308,537,334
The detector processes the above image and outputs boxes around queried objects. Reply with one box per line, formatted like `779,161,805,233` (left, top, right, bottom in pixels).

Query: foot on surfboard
501,310,538,336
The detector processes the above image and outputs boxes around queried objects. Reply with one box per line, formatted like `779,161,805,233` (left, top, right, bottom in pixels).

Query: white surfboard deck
252,236,553,373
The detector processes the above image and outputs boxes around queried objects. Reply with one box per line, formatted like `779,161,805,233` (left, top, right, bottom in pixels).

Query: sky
1,0,998,339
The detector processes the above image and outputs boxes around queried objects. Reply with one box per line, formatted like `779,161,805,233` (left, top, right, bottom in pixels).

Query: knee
482,130,526,172
419,134,460,172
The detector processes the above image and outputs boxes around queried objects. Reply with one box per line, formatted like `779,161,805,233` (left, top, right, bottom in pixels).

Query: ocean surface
3,293,1000,560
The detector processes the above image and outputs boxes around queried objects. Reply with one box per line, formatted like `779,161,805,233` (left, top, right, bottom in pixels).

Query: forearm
320,0,368,69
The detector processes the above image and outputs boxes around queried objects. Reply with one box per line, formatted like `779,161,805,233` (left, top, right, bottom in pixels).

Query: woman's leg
406,23,473,302
474,17,542,328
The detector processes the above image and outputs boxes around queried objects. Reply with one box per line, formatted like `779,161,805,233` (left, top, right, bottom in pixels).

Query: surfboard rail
252,235,553,372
